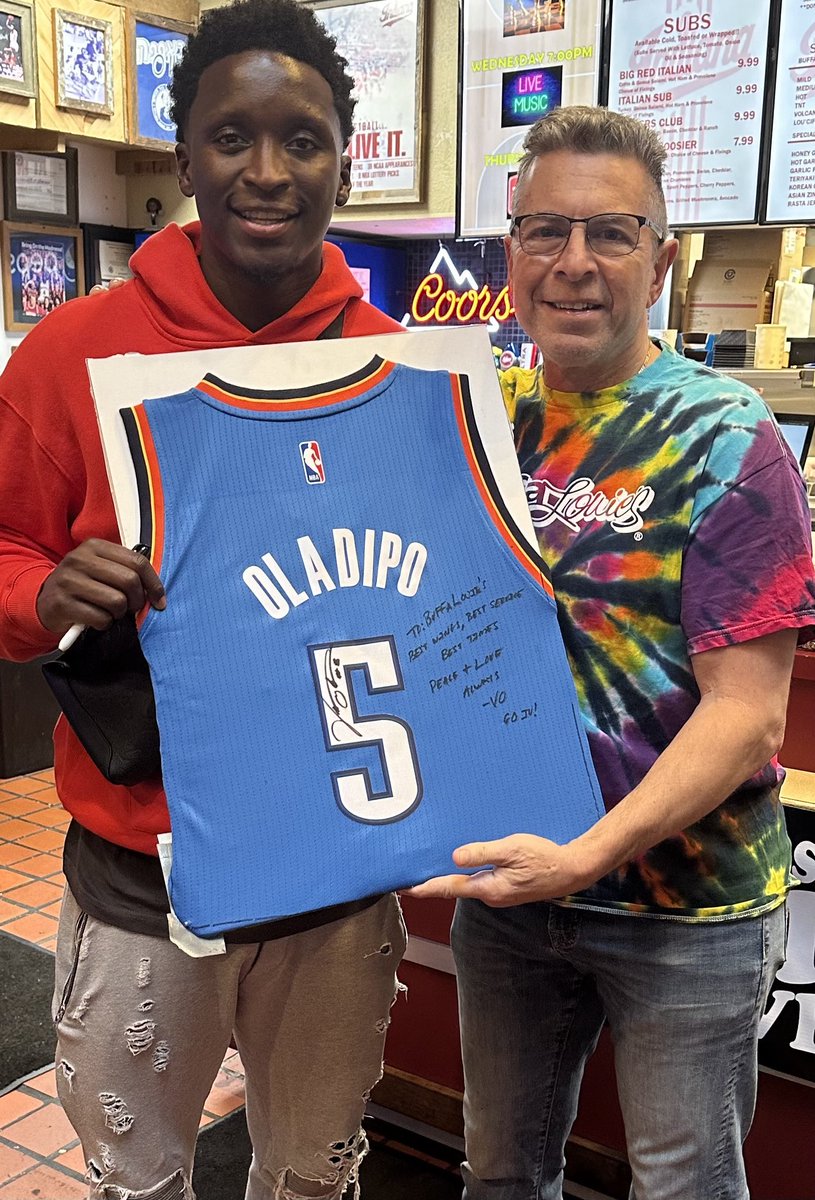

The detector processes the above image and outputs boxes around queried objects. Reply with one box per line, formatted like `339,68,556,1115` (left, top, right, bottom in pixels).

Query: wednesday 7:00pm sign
458,0,603,238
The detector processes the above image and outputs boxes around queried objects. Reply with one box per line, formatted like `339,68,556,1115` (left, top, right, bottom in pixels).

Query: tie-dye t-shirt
501,343,815,919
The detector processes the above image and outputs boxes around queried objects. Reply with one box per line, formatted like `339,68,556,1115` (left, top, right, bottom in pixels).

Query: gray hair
515,105,669,231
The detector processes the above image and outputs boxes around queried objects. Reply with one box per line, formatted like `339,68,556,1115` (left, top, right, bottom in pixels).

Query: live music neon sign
403,246,515,329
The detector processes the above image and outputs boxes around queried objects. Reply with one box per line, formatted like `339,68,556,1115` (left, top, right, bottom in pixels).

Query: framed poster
126,12,191,149
0,0,36,98
763,0,815,223
1,221,84,332
311,0,425,204
458,0,604,238
606,0,773,228
53,8,114,117
1,148,78,226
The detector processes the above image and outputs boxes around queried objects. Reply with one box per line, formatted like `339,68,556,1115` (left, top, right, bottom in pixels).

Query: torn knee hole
363,942,392,959
95,1167,192,1199
59,1060,76,1091
125,1019,156,1056
99,1092,135,1135
276,1129,368,1199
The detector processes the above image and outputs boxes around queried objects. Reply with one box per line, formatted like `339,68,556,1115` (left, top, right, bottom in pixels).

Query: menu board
607,0,772,227
458,0,603,238
765,0,815,222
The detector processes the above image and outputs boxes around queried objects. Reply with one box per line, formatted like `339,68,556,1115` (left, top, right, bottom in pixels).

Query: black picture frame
1,148,79,227
81,223,136,290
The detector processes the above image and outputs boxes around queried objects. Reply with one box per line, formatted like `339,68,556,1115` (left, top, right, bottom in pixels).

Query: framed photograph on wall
125,12,191,149
1,148,78,226
310,0,426,204
82,222,136,289
1,220,85,332
0,0,37,98
53,8,113,116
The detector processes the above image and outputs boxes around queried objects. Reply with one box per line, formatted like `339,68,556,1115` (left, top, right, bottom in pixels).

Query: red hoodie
0,221,402,853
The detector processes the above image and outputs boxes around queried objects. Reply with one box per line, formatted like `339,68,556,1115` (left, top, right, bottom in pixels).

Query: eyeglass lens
518,214,644,257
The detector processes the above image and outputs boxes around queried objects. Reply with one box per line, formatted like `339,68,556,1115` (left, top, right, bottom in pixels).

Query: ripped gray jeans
52,888,407,1200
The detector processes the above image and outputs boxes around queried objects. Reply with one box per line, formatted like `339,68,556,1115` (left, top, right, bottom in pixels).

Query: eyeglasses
509,212,665,258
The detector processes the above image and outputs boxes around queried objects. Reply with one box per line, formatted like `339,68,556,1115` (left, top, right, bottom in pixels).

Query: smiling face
175,50,351,329
504,150,677,391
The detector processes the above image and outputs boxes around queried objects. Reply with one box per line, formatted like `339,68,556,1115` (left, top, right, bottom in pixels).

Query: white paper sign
607,0,772,226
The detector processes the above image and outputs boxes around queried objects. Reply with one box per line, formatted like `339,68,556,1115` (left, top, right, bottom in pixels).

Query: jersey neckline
196,355,398,417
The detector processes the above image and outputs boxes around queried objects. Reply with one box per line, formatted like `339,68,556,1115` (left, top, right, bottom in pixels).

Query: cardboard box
684,261,772,334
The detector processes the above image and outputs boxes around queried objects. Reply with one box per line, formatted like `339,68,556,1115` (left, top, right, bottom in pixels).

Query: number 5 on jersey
309,637,423,824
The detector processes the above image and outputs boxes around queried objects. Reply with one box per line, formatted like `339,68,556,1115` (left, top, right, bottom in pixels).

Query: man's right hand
37,540,166,635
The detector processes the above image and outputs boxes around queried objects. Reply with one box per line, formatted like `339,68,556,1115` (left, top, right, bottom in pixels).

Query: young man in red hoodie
0,2,405,1196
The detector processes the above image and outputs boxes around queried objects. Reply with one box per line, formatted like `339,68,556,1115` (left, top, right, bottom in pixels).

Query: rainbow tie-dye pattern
501,344,815,918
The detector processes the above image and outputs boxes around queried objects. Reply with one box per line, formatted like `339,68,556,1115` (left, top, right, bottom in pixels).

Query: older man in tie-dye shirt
413,107,815,1200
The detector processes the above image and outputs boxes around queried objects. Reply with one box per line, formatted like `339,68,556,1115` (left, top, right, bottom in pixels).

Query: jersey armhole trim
451,373,554,599
120,405,165,601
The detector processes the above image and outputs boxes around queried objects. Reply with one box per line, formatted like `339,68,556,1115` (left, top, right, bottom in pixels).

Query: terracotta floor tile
29,786,59,805
203,1070,246,1117
0,1093,44,1130
0,898,28,924
0,820,40,843
15,829,64,853
0,1142,37,1185
38,936,57,952
13,853,63,879
23,808,69,830
0,845,36,868
26,1071,59,1099
0,799,46,820
6,880,64,908
42,900,63,918
0,778,51,796
0,867,32,893
0,1163,87,1197
4,1103,77,1158
1,911,59,943
53,1144,85,1176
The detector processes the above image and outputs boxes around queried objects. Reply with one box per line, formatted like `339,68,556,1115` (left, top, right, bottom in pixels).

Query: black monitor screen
775,414,815,469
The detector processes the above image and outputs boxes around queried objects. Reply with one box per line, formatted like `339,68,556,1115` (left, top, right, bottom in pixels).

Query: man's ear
176,142,194,198
335,154,352,207
648,236,679,307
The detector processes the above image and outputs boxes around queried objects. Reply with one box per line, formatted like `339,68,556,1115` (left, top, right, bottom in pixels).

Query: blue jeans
450,899,786,1200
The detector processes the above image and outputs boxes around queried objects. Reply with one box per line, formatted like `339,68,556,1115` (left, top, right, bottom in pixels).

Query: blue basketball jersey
121,357,603,935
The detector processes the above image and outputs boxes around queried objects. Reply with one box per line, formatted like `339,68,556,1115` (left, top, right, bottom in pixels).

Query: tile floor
0,769,463,1198
0,769,251,1198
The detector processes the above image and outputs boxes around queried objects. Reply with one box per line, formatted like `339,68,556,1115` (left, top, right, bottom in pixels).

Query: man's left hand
405,834,591,907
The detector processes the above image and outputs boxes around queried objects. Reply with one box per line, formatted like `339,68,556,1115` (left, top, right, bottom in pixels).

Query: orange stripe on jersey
132,405,165,625
450,375,555,600
198,359,397,412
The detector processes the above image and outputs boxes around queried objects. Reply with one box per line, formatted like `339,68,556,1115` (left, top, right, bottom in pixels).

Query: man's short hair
170,0,356,146
516,105,669,231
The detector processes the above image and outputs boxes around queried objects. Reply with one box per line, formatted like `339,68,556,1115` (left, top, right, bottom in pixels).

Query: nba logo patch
299,440,326,484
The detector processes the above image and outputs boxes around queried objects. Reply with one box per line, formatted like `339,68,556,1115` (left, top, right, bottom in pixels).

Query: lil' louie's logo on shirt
299,441,326,485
